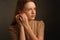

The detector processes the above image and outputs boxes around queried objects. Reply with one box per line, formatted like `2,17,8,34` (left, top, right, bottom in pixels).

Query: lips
31,15,35,18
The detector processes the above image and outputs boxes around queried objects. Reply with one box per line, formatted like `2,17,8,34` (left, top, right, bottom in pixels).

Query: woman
8,0,45,40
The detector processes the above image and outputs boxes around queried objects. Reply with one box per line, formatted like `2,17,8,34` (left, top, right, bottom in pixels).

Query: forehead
24,1,36,8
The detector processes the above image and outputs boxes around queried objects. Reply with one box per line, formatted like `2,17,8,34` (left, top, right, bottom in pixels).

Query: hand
19,12,29,26
15,12,29,27
15,14,23,26
20,13,28,21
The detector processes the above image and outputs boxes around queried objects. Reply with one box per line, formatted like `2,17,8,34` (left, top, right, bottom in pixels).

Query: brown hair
11,0,36,25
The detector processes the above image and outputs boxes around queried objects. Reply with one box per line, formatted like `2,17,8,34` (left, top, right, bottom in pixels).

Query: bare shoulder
34,20,45,29
38,20,44,25
34,20,45,25
8,25,17,32
8,25,14,30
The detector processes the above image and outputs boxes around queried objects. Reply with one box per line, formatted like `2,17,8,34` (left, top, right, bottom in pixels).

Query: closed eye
34,7,36,10
27,8,32,11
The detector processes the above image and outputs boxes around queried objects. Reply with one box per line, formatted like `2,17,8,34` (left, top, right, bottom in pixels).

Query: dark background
0,0,60,40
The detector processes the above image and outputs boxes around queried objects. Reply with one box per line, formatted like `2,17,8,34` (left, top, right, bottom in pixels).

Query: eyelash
34,8,36,10
27,8,32,11
27,8,36,11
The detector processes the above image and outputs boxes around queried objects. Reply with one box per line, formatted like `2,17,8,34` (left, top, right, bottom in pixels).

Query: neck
28,19,35,23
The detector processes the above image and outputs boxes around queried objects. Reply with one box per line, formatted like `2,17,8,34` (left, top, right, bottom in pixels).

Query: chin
32,18,35,20
29,18,35,21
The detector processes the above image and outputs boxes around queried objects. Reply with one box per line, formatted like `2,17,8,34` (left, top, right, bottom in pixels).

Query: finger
19,16,22,22
19,14,24,21
15,14,20,23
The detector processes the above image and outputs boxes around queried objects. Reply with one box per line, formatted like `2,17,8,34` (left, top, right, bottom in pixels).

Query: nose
32,9,36,15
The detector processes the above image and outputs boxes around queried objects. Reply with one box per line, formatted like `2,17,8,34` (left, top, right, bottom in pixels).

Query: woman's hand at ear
19,13,29,26
15,11,30,27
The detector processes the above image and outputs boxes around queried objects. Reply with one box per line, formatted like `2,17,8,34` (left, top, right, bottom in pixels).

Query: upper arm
37,20,45,40
8,26,18,40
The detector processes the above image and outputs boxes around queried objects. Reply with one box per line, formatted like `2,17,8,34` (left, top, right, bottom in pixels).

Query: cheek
25,11,32,17
26,13,31,18
25,13,32,20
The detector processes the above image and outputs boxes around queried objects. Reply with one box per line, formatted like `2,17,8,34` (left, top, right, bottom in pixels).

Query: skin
23,1,36,21
16,1,44,40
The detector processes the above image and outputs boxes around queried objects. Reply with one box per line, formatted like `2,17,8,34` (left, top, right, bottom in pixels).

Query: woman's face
23,1,36,21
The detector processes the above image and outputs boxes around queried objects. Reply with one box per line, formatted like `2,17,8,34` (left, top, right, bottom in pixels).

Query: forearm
20,26,26,40
24,24,39,40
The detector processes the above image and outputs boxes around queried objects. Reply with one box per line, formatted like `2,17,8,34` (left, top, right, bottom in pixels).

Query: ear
19,10,22,14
